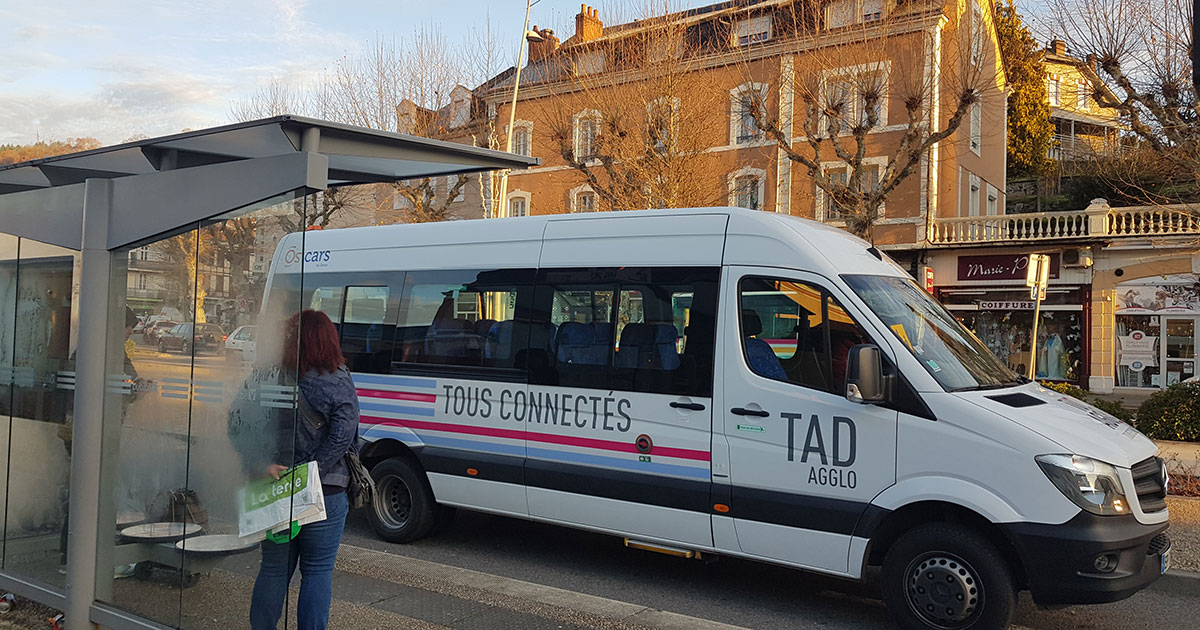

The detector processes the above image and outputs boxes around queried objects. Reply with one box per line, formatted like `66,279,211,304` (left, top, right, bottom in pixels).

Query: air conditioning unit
1062,248,1094,268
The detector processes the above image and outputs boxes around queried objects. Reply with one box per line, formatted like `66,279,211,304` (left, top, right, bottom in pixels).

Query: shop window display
954,310,1083,381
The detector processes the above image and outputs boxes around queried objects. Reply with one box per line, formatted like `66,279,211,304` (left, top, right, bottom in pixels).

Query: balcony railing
928,202,1200,245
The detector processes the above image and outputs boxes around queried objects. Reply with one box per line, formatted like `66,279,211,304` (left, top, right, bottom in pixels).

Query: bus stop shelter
0,116,537,629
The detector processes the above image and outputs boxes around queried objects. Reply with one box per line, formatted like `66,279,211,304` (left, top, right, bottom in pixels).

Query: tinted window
531,267,718,397
298,274,400,375
309,286,344,322
392,269,533,375
738,277,871,394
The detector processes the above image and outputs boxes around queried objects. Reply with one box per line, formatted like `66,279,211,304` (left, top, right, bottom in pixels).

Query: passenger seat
742,310,786,380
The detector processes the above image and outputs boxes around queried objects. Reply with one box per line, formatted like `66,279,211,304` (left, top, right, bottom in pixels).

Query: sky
0,0,716,146
0,0,1049,147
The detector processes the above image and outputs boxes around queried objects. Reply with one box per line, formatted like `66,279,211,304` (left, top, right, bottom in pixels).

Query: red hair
283,309,345,375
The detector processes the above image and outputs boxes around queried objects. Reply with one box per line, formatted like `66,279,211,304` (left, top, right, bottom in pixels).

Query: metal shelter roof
0,115,538,194
0,115,539,250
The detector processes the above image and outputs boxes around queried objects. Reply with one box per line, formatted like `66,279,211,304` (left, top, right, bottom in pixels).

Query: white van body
264,208,1170,629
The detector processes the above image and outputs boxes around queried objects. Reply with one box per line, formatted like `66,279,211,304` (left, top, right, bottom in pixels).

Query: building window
445,176,465,203
970,100,982,154
986,184,999,216
862,0,883,22
819,160,885,221
970,5,984,67
727,167,766,211
647,36,683,62
648,97,679,153
1048,77,1061,106
968,173,981,217
822,65,888,133
508,191,530,217
449,86,471,128
571,185,598,212
510,120,533,157
730,83,768,145
826,0,884,28
1076,80,1090,110
575,50,605,76
733,15,772,45
573,110,601,160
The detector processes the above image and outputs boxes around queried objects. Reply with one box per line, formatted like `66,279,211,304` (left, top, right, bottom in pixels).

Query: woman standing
250,309,358,630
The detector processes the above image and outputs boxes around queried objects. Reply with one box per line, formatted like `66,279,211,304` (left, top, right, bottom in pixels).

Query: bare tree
532,2,730,211
740,0,989,238
1046,0,1197,185
231,28,486,224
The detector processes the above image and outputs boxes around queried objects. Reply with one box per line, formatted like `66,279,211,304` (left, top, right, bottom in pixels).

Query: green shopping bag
237,461,326,540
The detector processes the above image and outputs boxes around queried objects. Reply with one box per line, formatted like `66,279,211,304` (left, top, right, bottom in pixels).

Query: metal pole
1029,289,1043,380
66,179,113,630
496,0,534,218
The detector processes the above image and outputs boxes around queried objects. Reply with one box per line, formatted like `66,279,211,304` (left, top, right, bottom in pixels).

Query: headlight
1036,454,1129,516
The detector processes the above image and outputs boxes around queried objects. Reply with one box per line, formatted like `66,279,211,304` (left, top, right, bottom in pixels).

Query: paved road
341,508,1198,630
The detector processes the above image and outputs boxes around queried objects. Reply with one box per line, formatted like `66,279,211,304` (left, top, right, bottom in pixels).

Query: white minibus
263,207,1170,630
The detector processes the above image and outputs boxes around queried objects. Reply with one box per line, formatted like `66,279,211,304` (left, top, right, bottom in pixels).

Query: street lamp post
495,0,542,218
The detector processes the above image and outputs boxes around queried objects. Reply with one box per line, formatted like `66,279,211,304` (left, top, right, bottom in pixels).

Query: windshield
842,274,1020,391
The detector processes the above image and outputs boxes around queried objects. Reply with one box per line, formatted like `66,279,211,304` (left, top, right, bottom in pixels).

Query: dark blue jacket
229,365,359,489
293,366,360,489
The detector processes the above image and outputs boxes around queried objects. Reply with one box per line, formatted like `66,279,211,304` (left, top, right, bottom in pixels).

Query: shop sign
1118,330,1158,370
957,254,1061,282
978,300,1035,310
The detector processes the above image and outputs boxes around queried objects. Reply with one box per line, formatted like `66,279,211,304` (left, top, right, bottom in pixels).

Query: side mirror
846,344,887,404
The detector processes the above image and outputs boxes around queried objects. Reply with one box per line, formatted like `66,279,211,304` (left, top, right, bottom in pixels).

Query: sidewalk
104,543,748,630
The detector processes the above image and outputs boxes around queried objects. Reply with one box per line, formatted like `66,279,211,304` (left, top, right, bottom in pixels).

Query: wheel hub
906,555,980,627
375,475,412,529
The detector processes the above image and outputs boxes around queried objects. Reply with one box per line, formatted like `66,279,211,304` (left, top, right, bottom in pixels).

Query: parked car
131,317,148,333
224,325,256,362
143,320,178,345
157,323,227,354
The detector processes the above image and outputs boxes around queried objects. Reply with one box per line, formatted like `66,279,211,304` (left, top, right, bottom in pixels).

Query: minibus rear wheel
368,457,435,543
881,523,1014,630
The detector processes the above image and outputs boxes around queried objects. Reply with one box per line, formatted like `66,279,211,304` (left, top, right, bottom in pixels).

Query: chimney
528,27,560,63
575,4,603,43
1050,39,1066,56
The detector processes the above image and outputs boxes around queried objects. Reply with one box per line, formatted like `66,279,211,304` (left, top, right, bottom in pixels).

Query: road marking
337,543,749,630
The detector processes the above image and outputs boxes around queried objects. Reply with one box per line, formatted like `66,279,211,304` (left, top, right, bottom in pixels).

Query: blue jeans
250,492,349,630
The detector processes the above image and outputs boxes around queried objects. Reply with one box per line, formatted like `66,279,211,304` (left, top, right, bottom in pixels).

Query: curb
337,544,749,630
1153,569,1200,597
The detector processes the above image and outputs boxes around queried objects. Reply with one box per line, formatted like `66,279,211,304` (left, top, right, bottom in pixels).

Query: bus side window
340,286,393,374
392,269,532,374
738,277,871,394
530,267,718,397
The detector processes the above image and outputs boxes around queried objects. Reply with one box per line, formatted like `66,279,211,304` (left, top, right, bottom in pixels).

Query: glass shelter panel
0,236,79,588
98,193,311,628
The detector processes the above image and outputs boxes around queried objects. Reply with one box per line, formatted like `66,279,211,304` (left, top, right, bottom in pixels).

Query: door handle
730,407,769,418
670,401,706,411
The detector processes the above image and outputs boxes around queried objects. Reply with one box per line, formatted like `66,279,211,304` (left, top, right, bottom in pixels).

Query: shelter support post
66,179,113,630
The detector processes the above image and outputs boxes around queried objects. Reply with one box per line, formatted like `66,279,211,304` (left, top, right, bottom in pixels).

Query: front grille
1147,532,1171,556
1131,456,1168,513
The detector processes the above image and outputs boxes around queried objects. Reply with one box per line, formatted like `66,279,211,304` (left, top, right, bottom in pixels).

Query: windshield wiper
951,380,1024,392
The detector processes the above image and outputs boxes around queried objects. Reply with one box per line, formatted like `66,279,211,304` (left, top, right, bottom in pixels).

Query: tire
368,457,436,543
182,341,191,355
157,340,166,353
429,505,457,536
881,523,1015,630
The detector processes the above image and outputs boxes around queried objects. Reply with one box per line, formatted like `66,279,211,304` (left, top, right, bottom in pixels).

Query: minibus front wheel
368,457,436,543
881,523,1015,630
